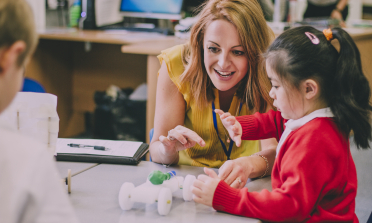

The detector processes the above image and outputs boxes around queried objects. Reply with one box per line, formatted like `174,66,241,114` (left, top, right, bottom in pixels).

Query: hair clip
305,32,320,45
323,28,333,41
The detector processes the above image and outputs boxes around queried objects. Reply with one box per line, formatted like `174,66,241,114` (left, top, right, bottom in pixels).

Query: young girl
191,26,372,222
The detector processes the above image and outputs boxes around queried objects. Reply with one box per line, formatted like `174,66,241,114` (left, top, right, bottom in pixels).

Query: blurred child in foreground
0,0,79,222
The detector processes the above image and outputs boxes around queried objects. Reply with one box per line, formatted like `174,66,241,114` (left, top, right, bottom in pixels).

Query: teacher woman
150,0,278,188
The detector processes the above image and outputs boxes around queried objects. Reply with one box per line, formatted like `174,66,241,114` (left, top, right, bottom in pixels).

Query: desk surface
39,28,177,45
57,161,272,223
40,27,372,42
56,161,99,178
38,27,372,56
39,28,187,56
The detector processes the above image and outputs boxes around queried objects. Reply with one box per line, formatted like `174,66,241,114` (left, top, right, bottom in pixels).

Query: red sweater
213,110,358,222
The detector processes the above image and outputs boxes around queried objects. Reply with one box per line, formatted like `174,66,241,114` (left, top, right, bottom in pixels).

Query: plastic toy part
183,175,196,201
118,182,135,210
157,188,172,215
118,175,185,215
148,170,176,185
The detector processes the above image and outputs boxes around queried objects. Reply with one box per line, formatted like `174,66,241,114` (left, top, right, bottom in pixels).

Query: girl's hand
214,109,242,147
218,157,253,189
191,167,221,207
158,125,206,156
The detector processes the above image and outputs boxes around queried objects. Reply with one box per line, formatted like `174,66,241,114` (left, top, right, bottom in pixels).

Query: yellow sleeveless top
158,44,259,168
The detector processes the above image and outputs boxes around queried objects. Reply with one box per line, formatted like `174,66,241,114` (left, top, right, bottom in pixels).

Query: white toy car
118,171,196,215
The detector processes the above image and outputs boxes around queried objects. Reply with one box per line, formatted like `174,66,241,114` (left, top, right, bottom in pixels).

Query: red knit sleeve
235,110,285,142
212,119,353,222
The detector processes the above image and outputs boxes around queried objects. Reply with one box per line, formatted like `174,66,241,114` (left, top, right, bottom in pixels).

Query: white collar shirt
276,107,334,157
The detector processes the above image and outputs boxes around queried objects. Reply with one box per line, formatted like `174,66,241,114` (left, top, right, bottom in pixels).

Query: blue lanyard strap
212,101,243,160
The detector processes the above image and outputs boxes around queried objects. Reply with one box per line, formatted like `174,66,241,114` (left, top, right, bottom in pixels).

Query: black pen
67,143,106,151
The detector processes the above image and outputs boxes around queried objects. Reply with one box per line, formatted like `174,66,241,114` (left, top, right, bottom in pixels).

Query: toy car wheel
158,188,172,215
183,175,196,201
118,182,135,210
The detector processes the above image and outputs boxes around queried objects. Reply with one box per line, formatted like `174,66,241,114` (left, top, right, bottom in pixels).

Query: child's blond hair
0,0,38,66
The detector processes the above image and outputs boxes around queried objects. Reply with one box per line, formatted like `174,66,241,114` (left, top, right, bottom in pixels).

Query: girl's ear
303,79,319,100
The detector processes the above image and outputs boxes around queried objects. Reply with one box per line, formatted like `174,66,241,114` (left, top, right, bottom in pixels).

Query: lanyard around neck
212,101,243,160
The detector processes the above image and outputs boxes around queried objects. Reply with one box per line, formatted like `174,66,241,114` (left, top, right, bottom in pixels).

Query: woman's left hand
218,157,252,189
192,167,221,207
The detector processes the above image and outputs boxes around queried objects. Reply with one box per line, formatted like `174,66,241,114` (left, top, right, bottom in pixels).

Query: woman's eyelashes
232,50,244,56
207,46,245,56
208,46,220,53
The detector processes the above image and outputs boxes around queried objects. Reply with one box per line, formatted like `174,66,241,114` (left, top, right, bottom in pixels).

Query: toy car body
118,174,196,215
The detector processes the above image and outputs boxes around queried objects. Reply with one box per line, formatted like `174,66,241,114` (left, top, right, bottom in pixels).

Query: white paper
95,0,122,27
56,138,143,157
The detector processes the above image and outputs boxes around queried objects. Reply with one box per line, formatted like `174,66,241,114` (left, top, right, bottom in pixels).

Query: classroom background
19,0,372,222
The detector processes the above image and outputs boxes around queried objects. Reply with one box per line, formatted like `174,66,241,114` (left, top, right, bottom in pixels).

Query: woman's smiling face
203,19,248,92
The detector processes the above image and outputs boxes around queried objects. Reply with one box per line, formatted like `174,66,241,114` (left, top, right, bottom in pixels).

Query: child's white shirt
0,124,79,223
276,108,334,157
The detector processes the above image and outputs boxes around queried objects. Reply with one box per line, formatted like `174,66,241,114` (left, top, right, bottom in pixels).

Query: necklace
212,101,243,160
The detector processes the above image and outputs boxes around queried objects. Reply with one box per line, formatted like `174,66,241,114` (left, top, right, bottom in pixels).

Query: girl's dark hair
264,26,372,149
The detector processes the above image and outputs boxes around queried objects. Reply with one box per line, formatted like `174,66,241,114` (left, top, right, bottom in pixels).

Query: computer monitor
120,0,184,20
